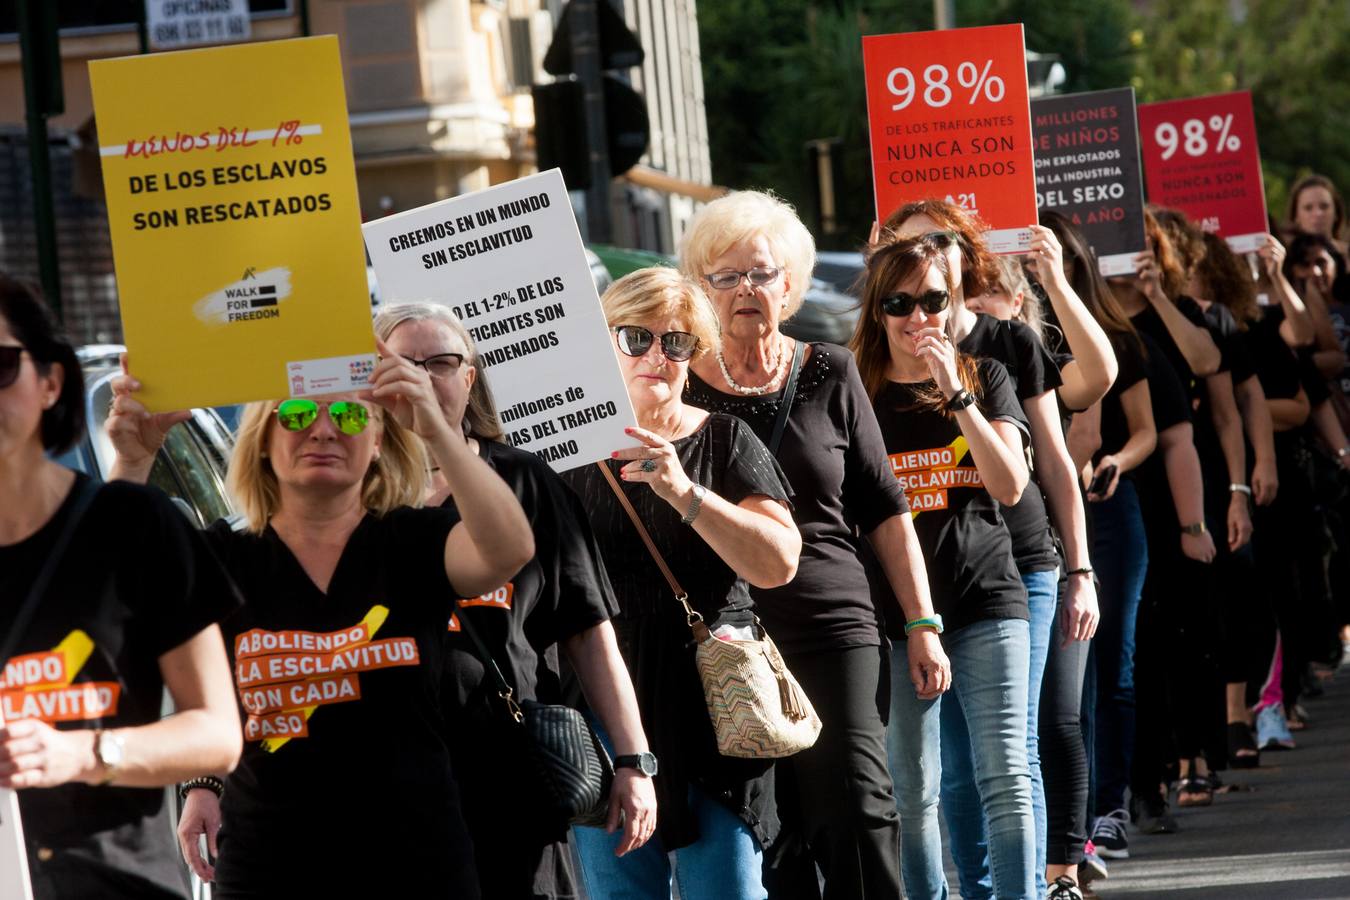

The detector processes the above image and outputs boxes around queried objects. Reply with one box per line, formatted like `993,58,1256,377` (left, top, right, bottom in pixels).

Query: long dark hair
1038,210,1143,357
1194,232,1258,328
0,275,84,453
852,233,981,415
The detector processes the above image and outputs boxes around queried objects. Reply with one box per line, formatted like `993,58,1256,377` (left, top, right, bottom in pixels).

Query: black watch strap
613,752,658,776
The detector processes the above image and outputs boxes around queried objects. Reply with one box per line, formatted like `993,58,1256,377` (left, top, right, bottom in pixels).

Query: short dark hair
0,275,85,453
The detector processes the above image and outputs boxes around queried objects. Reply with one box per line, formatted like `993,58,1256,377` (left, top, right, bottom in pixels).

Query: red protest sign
1138,90,1267,253
863,24,1037,254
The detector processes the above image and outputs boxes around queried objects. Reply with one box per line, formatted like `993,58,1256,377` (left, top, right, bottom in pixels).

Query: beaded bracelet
179,775,224,801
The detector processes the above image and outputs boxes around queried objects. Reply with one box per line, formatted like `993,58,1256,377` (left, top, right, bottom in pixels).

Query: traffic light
532,1,649,191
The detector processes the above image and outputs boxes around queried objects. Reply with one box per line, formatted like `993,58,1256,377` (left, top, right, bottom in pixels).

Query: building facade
0,0,712,342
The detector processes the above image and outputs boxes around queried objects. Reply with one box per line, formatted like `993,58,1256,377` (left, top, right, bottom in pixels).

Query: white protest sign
146,0,251,50
1,789,34,900
363,169,638,471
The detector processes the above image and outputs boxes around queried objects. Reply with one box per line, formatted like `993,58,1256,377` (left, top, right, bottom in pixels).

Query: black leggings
1039,589,1089,866
764,643,902,900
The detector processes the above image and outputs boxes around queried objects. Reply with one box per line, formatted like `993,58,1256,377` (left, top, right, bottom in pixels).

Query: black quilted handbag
456,611,613,827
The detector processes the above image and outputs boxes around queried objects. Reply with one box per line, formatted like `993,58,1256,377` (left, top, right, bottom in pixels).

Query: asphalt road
1090,660,1350,899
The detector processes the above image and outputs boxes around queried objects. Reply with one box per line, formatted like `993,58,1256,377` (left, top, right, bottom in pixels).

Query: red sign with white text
1138,91,1267,253
863,24,1037,253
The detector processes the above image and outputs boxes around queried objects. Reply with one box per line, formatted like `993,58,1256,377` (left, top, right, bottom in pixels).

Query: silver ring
640,459,658,473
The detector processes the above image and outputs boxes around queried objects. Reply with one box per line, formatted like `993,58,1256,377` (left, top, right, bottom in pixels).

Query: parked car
589,243,860,344
814,250,865,298
59,345,236,527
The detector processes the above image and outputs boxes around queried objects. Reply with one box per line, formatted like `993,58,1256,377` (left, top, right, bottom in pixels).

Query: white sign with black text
145,0,251,51
1,788,34,900
362,169,638,471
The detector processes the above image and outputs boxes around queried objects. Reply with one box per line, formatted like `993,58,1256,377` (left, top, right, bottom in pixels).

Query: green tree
1132,0,1350,224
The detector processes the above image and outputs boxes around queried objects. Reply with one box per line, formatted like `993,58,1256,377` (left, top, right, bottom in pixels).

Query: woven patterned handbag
599,464,822,759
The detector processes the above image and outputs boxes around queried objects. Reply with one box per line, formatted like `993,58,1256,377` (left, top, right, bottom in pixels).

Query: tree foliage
697,0,1348,247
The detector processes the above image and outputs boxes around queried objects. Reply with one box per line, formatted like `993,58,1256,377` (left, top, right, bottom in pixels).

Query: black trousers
1040,589,1089,866
764,643,902,900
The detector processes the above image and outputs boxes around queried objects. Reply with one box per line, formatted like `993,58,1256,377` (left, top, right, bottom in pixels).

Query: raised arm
1135,250,1220,376
614,425,801,589
1027,224,1117,409
365,339,534,597
1258,236,1314,347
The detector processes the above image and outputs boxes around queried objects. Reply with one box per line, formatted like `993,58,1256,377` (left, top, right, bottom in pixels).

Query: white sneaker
1255,703,1295,750
1047,876,1083,899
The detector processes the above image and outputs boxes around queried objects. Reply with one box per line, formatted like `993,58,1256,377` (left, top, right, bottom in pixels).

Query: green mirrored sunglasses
274,399,370,435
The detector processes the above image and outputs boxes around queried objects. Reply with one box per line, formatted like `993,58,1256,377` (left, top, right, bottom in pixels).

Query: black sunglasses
881,289,950,317
614,325,700,362
0,345,27,389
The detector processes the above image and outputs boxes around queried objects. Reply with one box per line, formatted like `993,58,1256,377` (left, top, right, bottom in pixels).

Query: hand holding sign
1024,224,1066,289
364,336,457,444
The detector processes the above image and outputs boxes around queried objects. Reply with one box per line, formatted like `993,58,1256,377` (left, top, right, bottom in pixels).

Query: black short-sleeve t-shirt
562,413,792,851
684,344,909,656
441,439,617,717
1203,301,1255,385
203,508,478,896
0,475,240,898
958,313,1061,573
1096,331,1150,475
871,360,1031,634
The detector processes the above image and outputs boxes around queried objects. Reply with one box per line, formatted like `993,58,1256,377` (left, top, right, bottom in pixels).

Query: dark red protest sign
1032,88,1146,277
1138,90,1266,253
863,23,1037,254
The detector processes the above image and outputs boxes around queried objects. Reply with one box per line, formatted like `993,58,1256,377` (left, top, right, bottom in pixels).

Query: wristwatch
613,752,659,777
95,729,125,784
1180,521,1208,537
681,484,707,525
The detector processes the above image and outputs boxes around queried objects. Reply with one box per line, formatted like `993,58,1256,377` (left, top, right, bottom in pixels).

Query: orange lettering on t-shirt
237,638,421,688
239,674,362,716
235,623,372,660
0,683,120,723
244,710,309,741
458,583,514,611
0,651,67,690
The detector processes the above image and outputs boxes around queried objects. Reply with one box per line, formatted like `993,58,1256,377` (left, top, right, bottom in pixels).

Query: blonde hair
679,190,816,319
226,399,429,533
990,256,1044,341
601,267,721,357
373,302,505,441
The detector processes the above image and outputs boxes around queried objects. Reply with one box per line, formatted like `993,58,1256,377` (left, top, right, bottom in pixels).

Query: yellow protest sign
89,36,376,412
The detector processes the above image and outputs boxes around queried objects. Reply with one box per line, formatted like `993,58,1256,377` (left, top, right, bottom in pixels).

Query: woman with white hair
680,191,949,899
375,301,656,898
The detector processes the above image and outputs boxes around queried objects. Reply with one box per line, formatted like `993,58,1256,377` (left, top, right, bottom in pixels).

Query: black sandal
1177,775,1214,807
1228,721,1260,769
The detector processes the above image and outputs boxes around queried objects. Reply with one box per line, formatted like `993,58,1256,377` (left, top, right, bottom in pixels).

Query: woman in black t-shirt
108,336,536,897
0,277,242,900
374,301,654,898
681,191,947,900
562,267,801,900
852,232,1037,900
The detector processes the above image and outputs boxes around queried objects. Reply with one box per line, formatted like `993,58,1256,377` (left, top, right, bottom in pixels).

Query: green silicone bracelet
904,615,944,635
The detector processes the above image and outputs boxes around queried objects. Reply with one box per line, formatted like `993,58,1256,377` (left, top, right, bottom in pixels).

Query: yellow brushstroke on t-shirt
261,605,389,753
911,434,969,519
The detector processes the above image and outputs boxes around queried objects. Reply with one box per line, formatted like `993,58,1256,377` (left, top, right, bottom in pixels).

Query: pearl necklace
718,338,789,396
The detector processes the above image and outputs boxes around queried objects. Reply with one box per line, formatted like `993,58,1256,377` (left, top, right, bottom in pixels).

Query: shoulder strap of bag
0,477,100,669
595,462,710,640
768,340,806,455
453,606,524,724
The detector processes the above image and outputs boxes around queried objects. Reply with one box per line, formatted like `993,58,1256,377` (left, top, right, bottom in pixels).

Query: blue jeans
571,720,765,900
888,617,1036,900
1081,480,1147,817
932,570,1057,897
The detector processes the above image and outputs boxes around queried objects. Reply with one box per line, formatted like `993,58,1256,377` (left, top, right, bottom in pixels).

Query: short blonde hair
226,399,429,533
679,190,816,319
601,267,720,359
373,302,505,442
